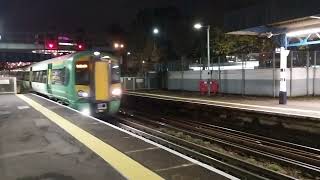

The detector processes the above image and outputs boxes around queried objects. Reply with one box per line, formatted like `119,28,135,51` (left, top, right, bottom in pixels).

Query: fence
121,72,161,91
166,51,320,97
0,76,17,94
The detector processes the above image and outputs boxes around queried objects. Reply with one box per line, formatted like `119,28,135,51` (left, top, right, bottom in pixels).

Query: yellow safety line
17,94,164,180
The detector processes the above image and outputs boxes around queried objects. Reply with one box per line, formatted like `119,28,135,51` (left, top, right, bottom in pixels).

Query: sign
76,64,88,69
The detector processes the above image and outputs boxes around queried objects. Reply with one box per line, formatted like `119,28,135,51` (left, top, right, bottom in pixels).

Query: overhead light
127,52,131,55
310,16,320,19
114,43,119,48
58,42,74,46
153,28,159,34
0,34,2,40
120,44,124,48
286,28,320,37
194,23,202,29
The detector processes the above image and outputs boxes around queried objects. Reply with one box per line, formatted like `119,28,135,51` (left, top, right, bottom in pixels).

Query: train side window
42,70,47,83
38,71,43,83
51,68,65,85
32,71,39,82
64,68,69,85
24,72,30,81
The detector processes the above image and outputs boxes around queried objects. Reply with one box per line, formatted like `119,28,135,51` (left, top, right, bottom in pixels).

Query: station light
286,28,320,37
76,43,85,51
153,28,159,35
194,23,203,30
45,40,58,50
58,42,74,46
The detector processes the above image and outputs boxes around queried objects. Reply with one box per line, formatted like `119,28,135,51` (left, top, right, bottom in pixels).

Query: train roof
24,51,118,70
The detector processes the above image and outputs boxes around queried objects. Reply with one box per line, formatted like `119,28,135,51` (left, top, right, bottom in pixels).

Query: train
15,51,122,116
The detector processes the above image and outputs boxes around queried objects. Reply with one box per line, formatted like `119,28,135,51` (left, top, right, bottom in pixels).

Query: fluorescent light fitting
310,16,320,19
58,42,75,46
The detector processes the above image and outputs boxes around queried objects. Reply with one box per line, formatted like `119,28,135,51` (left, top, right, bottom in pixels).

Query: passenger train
16,51,122,116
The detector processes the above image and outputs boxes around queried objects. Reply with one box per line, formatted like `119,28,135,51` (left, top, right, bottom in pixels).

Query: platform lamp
194,23,212,96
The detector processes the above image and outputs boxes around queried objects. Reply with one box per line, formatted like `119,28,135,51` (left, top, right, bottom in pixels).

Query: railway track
115,109,320,180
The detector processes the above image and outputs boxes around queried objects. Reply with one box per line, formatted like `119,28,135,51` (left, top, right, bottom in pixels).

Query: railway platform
0,93,236,180
124,90,320,135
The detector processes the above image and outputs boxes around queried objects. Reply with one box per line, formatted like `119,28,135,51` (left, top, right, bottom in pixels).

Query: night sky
0,0,260,33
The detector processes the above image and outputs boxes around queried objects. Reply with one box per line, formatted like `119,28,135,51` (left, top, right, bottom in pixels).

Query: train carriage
18,51,122,116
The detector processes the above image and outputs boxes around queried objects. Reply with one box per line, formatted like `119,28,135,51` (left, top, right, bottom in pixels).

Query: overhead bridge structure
224,0,320,104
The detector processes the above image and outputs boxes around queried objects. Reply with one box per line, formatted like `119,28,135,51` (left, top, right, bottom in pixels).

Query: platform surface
0,94,235,180
126,90,320,120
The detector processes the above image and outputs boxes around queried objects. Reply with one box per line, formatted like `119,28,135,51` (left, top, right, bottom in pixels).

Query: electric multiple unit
18,51,122,116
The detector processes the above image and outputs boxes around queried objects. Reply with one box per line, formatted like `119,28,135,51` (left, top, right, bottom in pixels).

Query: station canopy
224,0,320,47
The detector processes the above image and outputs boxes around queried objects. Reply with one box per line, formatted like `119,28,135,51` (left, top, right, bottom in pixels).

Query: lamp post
152,27,159,50
194,23,211,96
194,23,211,70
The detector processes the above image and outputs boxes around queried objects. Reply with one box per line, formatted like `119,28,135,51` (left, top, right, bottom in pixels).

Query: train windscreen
76,62,89,85
111,63,120,83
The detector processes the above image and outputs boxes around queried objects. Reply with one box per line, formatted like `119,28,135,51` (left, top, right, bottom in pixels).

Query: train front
74,52,122,116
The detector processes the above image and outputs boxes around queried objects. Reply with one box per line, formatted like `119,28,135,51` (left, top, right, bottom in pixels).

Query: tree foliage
213,28,275,55
126,8,276,73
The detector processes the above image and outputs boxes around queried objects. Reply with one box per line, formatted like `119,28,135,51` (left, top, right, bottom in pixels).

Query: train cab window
76,62,89,85
111,63,120,83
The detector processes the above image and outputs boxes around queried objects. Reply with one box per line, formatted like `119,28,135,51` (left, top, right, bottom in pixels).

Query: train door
47,63,52,94
29,67,32,89
94,61,110,101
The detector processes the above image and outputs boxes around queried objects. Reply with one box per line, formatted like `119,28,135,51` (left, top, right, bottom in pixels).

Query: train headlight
111,88,122,96
78,90,89,97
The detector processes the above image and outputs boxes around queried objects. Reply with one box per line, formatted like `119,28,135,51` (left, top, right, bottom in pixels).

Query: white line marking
127,92,320,120
31,93,239,180
17,106,30,110
125,147,160,154
156,163,195,172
